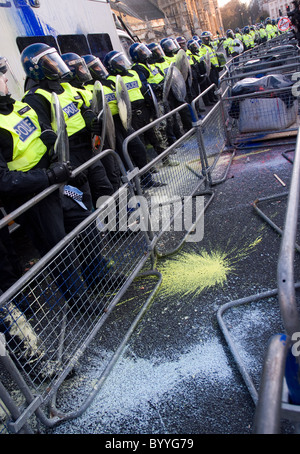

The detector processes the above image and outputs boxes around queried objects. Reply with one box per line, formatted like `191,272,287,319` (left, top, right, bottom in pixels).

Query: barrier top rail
277,128,300,336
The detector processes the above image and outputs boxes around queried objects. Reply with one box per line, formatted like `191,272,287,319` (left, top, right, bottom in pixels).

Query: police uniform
199,43,220,102
23,79,114,210
85,78,149,173
0,94,92,306
108,69,166,156
69,78,121,193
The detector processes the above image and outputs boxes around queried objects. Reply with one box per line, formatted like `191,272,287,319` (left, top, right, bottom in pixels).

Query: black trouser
62,195,109,289
101,153,121,193
3,191,87,305
131,104,165,154
113,114,148,171
167,90,193,134
69,143,114,210
0,212,22,293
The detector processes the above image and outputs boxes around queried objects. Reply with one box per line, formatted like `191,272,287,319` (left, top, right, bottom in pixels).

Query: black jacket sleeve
0,152,49,196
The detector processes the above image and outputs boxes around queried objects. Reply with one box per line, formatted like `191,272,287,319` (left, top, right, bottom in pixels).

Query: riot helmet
103,50,132,75
235,28,240,33
226,29,234,38
83,54,109,81
160,38,178,56
265,17,271,24
61,52,92,85
21,43,71,81
243,26,250,34
129,43,152,63
187,39,200,54
176,36,187,50
201,31,212,45
147,42,165,63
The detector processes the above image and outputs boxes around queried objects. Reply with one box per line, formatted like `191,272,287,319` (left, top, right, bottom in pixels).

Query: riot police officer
21,43,114,211
83,53,164,187
200,31,221,102
104,50,168,163
61,52,121,193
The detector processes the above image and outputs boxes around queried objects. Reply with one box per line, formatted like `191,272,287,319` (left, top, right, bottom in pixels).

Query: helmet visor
135,43,152,61
162,38,178,53
87,57,109,79
188,40,200,53
0,57,22,97
68,57,92,83
150,44,165,61
109,52,131,73
33,48,71,80
0,73,8,96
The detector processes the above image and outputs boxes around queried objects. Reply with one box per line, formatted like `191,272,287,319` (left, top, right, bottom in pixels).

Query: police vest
2,101,47,172
164,55,177,64
242,34,255,48
223,37,235,54
266,24,275,39
75,86,93,107
186,50,203,66
259,28,267,39
133,62,164,85
155,59,170,77
200,44,219,67
236,33,243,41
108,70,144,103
86,82,119,116
33,82,86,137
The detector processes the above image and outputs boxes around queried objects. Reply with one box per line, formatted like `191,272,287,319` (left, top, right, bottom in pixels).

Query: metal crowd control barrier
254,128,300,433
0,89,231,432
222,80,299,148
217,129,300,434
0,149,163,434
122,89,229,257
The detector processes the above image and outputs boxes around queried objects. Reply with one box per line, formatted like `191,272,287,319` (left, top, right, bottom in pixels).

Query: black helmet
103,50,131,75
243,26,250,34
61,52,92,84
83,54,109,81
226,29,234,38
129,42,152,63
21,43,71,81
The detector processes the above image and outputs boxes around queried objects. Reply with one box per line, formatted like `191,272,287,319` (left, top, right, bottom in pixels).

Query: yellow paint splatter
158,234,263,298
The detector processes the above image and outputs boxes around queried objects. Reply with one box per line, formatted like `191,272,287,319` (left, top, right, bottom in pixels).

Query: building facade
261,0,294,19
157,0,224,37
111,0,225,44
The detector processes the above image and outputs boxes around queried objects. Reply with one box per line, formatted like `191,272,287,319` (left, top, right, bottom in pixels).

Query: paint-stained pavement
44,137,300,435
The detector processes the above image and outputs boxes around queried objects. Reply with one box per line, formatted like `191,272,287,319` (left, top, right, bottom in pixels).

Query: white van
0,0,135,99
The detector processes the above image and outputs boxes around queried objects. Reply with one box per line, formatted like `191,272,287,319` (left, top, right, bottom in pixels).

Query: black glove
47,161,72,185
40,129,57,147
83,109,102,134
69,170,88,187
